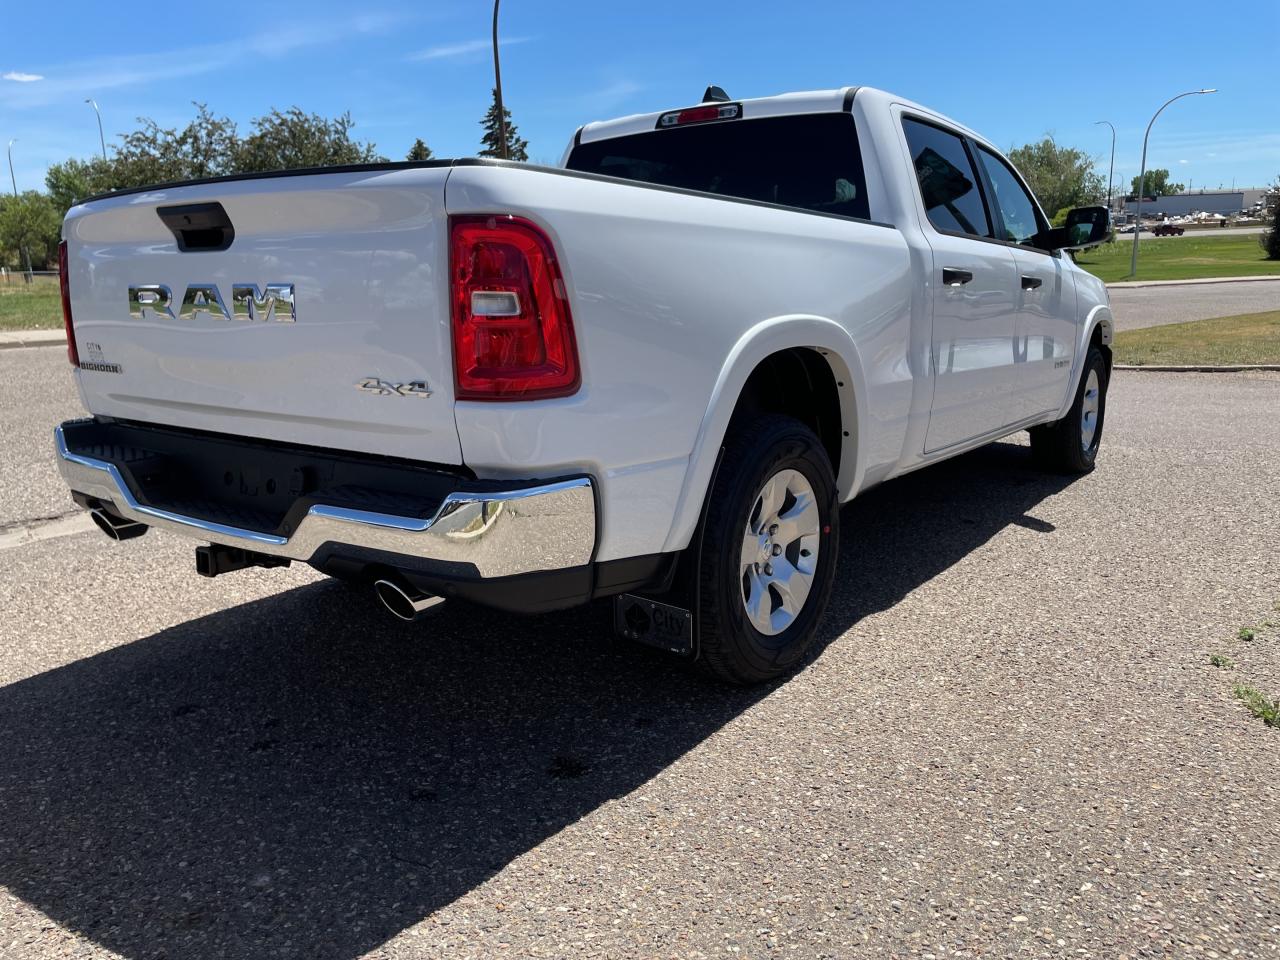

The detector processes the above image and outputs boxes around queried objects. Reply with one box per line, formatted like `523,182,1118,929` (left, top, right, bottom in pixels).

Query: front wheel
1029,346,1108,473
694,415,839,685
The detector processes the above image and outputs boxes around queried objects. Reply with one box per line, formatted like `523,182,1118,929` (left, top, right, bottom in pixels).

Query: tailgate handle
156,202,235,252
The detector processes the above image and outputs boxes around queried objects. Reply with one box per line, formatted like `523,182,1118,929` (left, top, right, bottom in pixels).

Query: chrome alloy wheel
1080,368,1101,452
739,468,821,637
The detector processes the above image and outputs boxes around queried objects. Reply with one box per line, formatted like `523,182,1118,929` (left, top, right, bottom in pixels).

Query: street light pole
5,138,16,196
6,139,33,281
1094,120,1116,212
491,0,508,161
85,99,107,160
1129,88,1217,278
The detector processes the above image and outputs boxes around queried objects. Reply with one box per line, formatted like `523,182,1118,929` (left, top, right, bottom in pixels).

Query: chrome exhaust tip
373,578,445,621
89,507,148,541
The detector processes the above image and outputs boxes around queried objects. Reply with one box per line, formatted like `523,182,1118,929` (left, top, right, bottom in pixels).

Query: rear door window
902,118,992,238
566,113,870,221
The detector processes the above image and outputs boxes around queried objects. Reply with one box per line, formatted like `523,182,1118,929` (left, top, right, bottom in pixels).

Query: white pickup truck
54,85,1113,683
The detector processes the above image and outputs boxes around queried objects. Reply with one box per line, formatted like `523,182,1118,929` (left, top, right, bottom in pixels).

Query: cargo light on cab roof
657,103,741,128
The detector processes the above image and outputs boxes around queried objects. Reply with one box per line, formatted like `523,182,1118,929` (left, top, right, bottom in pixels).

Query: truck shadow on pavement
0,441,1076,960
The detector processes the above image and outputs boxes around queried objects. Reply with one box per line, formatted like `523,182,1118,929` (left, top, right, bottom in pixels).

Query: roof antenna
702,85,730,103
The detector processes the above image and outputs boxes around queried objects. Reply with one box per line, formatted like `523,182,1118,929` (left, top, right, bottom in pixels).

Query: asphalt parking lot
1108,279,1280,333
2,346,1279,958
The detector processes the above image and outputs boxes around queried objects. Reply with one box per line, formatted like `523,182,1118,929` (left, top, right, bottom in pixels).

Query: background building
1123,188,1268,218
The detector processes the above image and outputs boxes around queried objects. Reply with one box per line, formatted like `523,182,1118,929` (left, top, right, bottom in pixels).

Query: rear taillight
58,240,79,367
449,215,579,401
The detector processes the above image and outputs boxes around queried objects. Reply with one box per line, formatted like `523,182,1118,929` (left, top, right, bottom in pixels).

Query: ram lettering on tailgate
127,283,296,323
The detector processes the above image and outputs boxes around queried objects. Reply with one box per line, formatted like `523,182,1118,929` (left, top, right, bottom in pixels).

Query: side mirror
1063,205,1111,249
1038,205,1111,251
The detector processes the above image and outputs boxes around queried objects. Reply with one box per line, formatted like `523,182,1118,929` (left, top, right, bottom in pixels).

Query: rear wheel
1029,346,1108,473
694,415,839,684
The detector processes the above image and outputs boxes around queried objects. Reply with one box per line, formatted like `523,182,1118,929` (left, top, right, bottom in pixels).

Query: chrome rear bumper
55,424,595,579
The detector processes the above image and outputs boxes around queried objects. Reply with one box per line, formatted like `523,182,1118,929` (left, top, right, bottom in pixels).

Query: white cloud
0,14,408,109
408,36,529,61
578,80,644,113
2,71,43,82
1178,159,1190,165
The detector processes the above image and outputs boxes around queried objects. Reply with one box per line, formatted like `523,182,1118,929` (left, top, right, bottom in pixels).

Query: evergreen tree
406,138,434,162
478,88,528,161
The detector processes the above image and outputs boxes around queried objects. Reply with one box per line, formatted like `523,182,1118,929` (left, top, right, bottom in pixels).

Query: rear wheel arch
660,318,866,555
728,347,847,478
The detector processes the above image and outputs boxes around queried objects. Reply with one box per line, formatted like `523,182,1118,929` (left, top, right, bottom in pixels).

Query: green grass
1075,234,1280,283
1233,685,1280,728
1113,310,1280,366
0,277,62,331
1209,654,1235,669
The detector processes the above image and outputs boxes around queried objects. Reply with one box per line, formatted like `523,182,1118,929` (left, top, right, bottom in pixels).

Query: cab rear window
566,113,870,221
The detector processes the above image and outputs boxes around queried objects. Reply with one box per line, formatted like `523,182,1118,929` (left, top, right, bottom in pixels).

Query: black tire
694,415,840,685
1029,346,1108,474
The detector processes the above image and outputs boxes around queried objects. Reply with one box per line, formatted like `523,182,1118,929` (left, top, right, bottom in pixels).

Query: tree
0,192,61,270
45,103,387,206
406,138,434,162
234,108,385,173
478,88,528,161
1262,178,1280,260
45,157,116,218
1129,169,1184,198
1007,137,1105,217
111,103,241,188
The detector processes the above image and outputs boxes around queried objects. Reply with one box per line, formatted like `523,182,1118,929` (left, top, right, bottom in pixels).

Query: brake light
450,215,579,401
657,103,740,128
58,240,80,367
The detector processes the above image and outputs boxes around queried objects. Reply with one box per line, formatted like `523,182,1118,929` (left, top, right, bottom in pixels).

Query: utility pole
1130,89,1217,278
1094,120,1116,211
85,99,107,160
6,138,33,282
492,0,508,161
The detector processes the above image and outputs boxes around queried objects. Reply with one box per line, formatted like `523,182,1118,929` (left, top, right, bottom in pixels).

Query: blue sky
2,0,1277,195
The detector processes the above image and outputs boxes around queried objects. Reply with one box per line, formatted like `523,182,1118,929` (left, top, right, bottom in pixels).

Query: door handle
942,268,973,287
1021,275,1043,290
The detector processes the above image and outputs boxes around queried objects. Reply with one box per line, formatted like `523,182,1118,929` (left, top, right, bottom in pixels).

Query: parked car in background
1151,223,1185,236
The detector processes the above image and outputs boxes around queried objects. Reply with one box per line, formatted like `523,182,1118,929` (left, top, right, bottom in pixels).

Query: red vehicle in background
1151,223,1185,236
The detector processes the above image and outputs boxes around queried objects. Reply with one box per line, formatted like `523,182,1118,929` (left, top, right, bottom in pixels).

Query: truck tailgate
63,166,461,464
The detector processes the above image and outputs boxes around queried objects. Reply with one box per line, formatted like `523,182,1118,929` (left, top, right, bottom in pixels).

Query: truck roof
573,86,989,153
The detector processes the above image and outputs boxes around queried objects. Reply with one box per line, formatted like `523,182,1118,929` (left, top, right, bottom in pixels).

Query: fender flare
1054,304,1114,421
660,315,868,554
1086,303,1115,349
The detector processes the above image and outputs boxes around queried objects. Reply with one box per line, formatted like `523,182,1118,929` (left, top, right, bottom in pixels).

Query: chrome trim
373,579,446,621
55,425,595,578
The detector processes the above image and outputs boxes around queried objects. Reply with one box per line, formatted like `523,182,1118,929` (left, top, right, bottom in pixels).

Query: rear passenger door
901,117,1021,452
972,146,1077,421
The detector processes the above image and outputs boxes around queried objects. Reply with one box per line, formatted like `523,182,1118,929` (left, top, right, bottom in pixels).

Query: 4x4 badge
356,378,432,398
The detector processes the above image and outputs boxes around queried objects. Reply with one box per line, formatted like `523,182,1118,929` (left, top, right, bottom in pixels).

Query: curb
1106,275,1280,289
0,331,66,350
1115,364,1280,373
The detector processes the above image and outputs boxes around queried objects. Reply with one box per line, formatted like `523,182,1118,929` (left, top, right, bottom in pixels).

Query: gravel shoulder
0,372,1277,958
